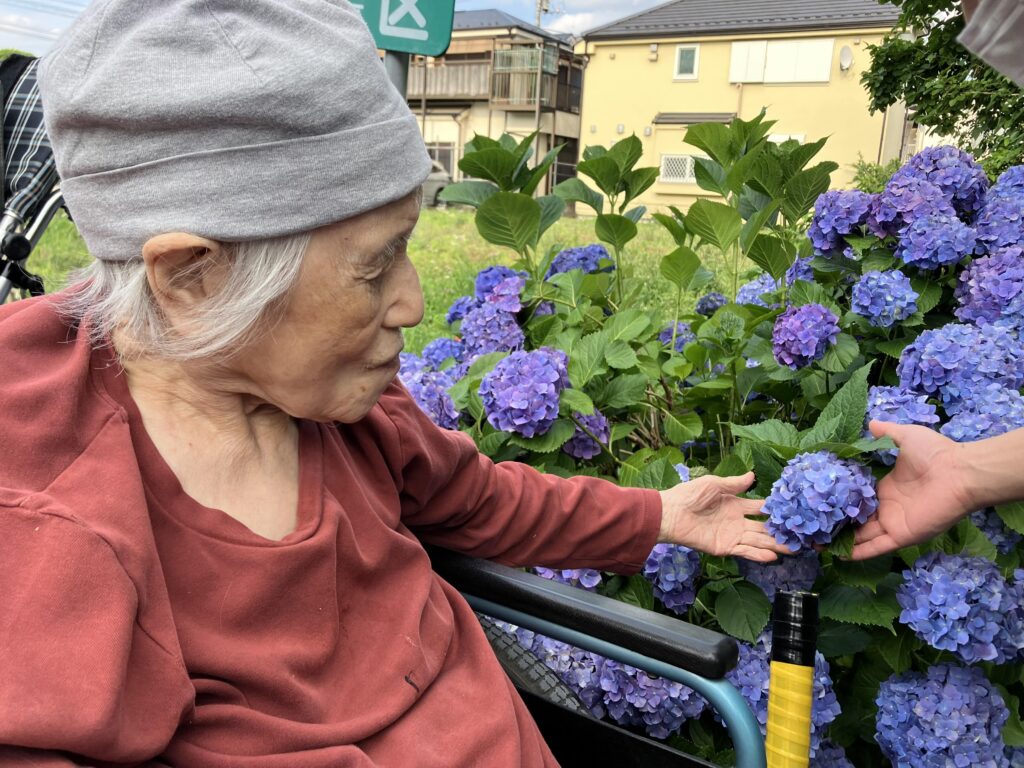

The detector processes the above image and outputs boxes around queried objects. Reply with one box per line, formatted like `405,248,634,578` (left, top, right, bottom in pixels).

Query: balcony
492,46,558,75
490,71,557,109
407,62,491,101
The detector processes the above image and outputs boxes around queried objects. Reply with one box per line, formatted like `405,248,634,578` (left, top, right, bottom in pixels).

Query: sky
0,0,668,56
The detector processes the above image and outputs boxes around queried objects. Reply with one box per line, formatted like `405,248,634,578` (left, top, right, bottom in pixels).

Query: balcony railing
407,62,491,100
490,71,556,108
493,46,558,75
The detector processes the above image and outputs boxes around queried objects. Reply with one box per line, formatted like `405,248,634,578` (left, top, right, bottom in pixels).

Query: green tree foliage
862,0,1024,175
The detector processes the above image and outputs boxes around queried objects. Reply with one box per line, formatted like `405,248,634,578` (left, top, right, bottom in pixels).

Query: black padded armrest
426,546,738,680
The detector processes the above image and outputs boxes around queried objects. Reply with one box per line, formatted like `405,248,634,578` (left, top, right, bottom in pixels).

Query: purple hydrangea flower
738,551,821,601
673,463,691,483
399,352,429,380
485,275,525,313
897,552,1024,664
869,174,956,238
534,301,556,316
876,664,1010,767
479,347,568,437
785,256,815,286
851,269,919,327
955,247,1024,325
598,657,706,738
865,386,940,465
446,295,479,325
992,166,1024,200
725,635,840,758
695,291,728,316
658,321,696,353
533,567,603,591
562,409,610,461
811,742,855,768
421,337,465,369
977,193,1024,253
940,383,1024,442
402,369,461,430
546,244,613,278
460,302,525,357
970,507,1023,555
764,451,878,551
897,146,990,219
642,543,701,614
1009,746,1024,767
897,210,978,270
808,190,874,256
736,273,781,308
475,265,527,301
772,304,840,369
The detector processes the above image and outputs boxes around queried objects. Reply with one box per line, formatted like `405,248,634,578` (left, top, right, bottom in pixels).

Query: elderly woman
0,2,786,766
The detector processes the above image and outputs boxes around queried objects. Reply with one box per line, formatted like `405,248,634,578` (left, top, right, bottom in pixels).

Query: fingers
854,517,884,543
714,471,756,495
849,534,899,561
740,528,792,555
868,419,905,444
733,546,779,562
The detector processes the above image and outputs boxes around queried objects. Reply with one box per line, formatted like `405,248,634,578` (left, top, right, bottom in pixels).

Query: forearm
960,426,1024,509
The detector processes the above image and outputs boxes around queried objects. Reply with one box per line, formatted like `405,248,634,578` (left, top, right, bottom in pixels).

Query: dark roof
453,10,572,44
586,0,901,40
653,112,736,124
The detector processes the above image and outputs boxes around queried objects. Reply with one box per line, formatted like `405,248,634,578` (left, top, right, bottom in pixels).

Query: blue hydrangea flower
992,166,1024,200
865,386,940,465
533,567,603,591
475,265,527,301
897,552,1024,664
642,543,701,614
941,383,1024,442
658,321,696,353
460,302,525,357
421,337,465,370
897,146,990,219
479,347,568,437
562,409,610,461
399,352,429,381
673,463,691,483
851,269,919,327
738,551,821,601
517,630,608,718
546,244,613,278
534,301,556,316
785,256,815,286
598,657,706,738
764,451,878,551
1009,745,1024,767
736,272,781,308
446,295,479,325
811,742,855,768
869,174,956,238
485,275,525,313
725,635,840,758
970,507,1023,555
955,247,1024,325
401,368,461,430
808,190,874,256
772,304,840,369
977,193,1024,253
876,664,1010,767
695,291,728,317
897,210,978,270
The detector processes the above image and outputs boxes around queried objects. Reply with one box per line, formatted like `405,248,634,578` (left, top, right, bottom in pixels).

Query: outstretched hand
850,420,974,560
659,472,790,562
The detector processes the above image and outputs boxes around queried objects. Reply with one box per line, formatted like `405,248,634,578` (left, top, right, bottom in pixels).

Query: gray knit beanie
37,0,432,262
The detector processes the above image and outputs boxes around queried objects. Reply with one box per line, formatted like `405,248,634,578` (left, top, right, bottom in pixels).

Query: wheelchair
0,52,783,768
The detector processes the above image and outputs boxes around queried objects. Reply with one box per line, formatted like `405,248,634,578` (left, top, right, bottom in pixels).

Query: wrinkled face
225,192,423,422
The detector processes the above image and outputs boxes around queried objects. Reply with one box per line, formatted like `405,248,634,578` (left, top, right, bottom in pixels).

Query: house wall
578,28,904,214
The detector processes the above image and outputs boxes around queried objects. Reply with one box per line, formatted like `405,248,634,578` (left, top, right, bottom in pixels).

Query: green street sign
353,0,456,57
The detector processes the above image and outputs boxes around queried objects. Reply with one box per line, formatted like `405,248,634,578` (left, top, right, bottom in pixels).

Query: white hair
61,231,312,361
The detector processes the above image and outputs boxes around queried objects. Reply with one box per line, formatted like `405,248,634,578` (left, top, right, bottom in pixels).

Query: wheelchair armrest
426,546,738,680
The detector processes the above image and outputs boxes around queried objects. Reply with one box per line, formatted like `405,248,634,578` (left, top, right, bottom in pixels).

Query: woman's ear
141,233,226,317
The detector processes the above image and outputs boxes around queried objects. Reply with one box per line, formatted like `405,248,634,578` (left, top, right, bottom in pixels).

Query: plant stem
570,414,625,467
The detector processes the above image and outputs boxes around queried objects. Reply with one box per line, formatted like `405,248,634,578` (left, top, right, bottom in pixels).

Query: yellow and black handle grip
765,591,819,768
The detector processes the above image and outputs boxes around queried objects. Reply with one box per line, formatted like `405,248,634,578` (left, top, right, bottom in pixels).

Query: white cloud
546,12,600,34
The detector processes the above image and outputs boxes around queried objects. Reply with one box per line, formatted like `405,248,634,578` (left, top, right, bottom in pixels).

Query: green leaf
475,192,541,254
730,419,800,447
459,148,520,190
876,337,913,358
1002,694,1024,747
521,145,563,196
604,309,651,342
438,180,499,208
536,195,566,239
787,279,835,310
560,388,595,416
820,333,860,373
739,201,782,253
683,122,734,166
878,631,918,674
715,582,771,643
861,251,897,273
817,620,873,657
636,457,686,490
606,135,643,173
816,362,873,443
595,214,638,252
725,143,766,194
659,246,702,291
830,555,894,589
601,373,648,409
652,212,687,245
911,278,943,315
552,177,604,215
685,199,743,251
466,351,509,378
826,524,856,559
714,452,753,478
956,518,999,560
782,165,833,223
622,167,659,208
477,430,510,455
746,235,793,281
576,155,622,198
623,205,646,223
604,339,639,370
664,411,703,444
568,332,609,387
508,419,576,453
617,574,656,610
819,583,900,631
997,501,1024,536
694,157,729,196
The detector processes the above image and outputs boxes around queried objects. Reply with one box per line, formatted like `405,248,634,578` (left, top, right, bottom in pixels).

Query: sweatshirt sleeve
377,385,662,572
0,502,189,765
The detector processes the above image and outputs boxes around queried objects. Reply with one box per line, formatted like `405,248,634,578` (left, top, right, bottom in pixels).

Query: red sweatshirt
0,296,661,767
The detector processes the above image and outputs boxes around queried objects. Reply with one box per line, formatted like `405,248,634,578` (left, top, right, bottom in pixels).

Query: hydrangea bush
417,123,1024,765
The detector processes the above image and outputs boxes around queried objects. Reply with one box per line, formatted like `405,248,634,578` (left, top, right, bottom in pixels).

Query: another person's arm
850,421,1024,559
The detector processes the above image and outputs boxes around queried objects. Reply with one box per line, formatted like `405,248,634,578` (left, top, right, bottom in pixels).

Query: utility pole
535,0,548,27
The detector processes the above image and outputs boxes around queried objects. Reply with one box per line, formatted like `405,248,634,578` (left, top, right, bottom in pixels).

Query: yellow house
578,0,907,213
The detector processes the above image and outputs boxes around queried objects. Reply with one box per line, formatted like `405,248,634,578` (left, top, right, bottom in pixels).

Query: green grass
27,208,746,352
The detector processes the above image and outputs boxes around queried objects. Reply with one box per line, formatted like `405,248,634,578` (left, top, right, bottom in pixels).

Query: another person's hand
659,472,789,562
850,420,974,560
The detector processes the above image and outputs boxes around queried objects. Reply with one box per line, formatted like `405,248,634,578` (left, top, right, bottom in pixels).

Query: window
729,40,767,83
674,45,700,80
426,142,455,177
660,154,697,183
729,39,834,83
